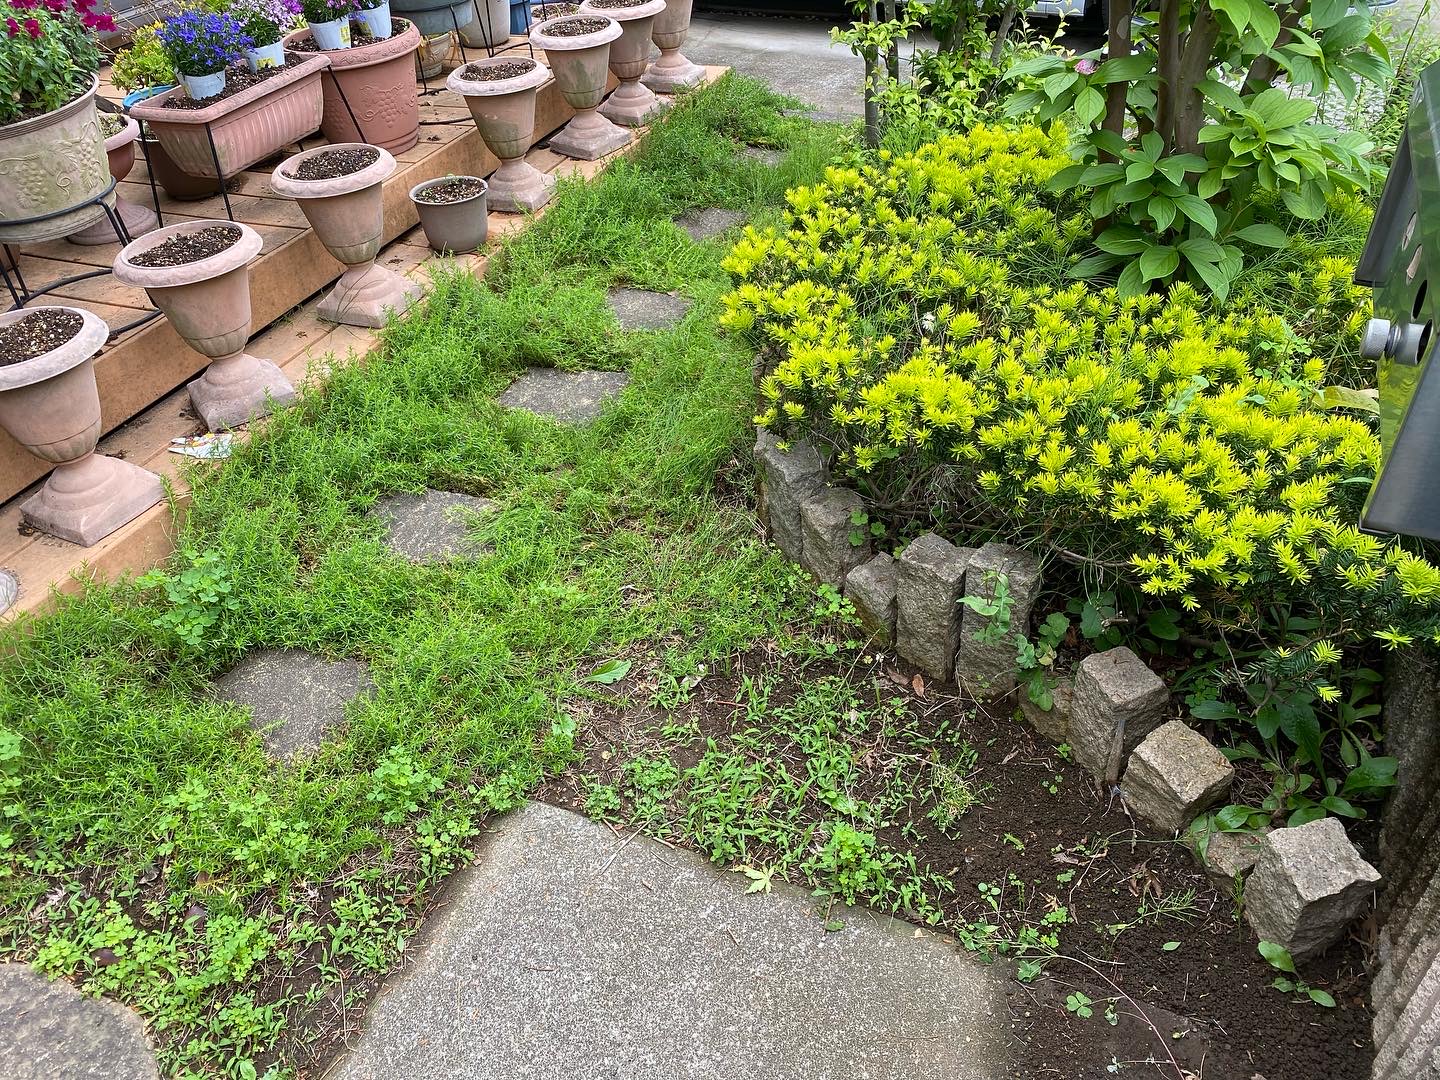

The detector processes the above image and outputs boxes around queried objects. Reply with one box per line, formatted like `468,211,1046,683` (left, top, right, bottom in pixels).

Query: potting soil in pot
416,176,486,203
584,0,652,6
128,224,244,267
0,310,84,367
160,58,306,108
531,2,580,16
544,15,611,33
282,146,382,181
459,58,538,81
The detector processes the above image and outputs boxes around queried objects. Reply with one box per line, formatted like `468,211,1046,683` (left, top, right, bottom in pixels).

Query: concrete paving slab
607,287,693,330
741,145,784,166
0,963,159,1080
497,368,631,424
686,15,865,119
676,206,746,241
214,649,374,761
375,489,499,564
333,801,1011,1080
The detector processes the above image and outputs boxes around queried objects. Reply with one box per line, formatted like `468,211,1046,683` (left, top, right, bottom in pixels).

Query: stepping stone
375,489,498,564
497,368,630,424
742,145,784,166
215,649,373,761
676,207,746,241
0,570,16,616
0,963,160,1079
332,802,1008,1080
607,287,692,331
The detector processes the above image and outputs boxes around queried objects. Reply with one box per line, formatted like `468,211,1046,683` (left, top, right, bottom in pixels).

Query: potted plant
409,174,488,253
285,18,421,152
577,0,664,127
232,0,303,71
111,22,176,104
0,306,165,545
270,143,423,326
113,221,297,431
157,9,253,99
641,0,702,93
352,0,391,39
300,0,355,49
447,55,555,212
68,114,160,245
528,13,626,161
0,0,118,245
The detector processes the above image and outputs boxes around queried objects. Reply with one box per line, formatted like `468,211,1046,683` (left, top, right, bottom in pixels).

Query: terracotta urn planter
0,307,165,545
270,144,423,327
129,54,332,183
578,0,666,127
286,20,422,154
529,14,628,161
447,56,556,212
0,76,112,245
641,0,703,92
69,116,161,246
113,221,297,431
410,175,489,253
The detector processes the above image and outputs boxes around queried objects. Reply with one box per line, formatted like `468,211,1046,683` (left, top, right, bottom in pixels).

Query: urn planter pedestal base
317,262,424,328
187,353,299,431
68,198,159,246
488,159,557,212
598,80,663,127
549,108,630,160
21,454,165,547
642,50,703,93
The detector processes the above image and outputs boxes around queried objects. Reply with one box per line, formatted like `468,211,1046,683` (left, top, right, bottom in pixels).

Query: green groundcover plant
722,123,1428,812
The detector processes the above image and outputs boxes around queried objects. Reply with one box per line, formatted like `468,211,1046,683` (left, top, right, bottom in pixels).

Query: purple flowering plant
298,0,357,24
157,9,253,77
230,0,301,48
1,0,115,124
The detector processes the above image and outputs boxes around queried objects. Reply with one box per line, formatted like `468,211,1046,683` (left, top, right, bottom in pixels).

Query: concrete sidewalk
684,15,865,119
333,802,1011,1080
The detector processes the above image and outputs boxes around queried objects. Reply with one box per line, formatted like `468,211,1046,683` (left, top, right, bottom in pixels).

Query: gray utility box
1357,62,1440,540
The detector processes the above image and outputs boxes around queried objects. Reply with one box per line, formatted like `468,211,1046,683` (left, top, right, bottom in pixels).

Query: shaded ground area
686,15,865,118
333,802,1012,1080
541,646,1375,1080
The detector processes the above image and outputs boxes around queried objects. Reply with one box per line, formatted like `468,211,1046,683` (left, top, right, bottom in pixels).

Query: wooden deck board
0,65,729,623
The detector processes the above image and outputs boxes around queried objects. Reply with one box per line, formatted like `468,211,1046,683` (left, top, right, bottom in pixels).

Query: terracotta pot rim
446,57,551,97
1,74,100,140
128,54,332,126
578,0,665,21
113,219,264,287
409,175,489,205
104,116,141,154
0,306,108,392
529,14,620,50
283,20,421,70
270,142,398,198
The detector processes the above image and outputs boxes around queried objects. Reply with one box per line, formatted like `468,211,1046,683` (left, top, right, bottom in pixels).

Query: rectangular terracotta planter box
130,54,331,180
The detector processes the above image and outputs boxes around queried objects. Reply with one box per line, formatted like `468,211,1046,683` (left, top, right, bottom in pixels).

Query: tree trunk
1101,0,1134,159
1154,0,1181,145
1242,2,1306,96
1172,1,1220,155
885,0,901,84
990,2,1018,66
864,2,882,148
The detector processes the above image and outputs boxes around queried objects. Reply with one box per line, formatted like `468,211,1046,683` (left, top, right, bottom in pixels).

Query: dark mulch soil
530,2,580,17
289,18,407,51
459,58,538,82
542,15,612,35
161,57,306,109
414,176,486,203
128,224,243,267
0,310,84,367
538,645,1377,1080
283,146,381,181
586,0,653,7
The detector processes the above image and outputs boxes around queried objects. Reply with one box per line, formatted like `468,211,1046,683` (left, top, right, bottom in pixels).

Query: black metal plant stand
0,178,162,339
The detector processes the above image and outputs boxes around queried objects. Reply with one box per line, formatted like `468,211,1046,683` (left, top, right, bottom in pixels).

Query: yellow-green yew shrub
723,125,1440,671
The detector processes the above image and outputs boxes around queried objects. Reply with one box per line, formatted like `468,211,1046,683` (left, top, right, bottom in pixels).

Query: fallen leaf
911,673,926,698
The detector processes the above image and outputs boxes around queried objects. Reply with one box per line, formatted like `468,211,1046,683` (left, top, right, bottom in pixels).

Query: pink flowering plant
231,0,301,48
0,0,115,125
